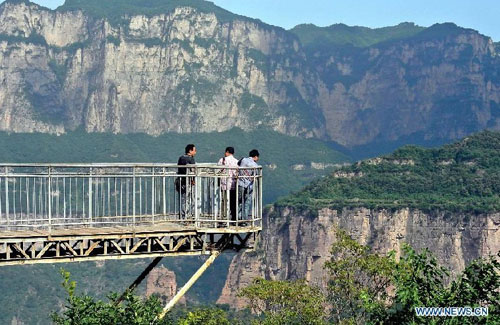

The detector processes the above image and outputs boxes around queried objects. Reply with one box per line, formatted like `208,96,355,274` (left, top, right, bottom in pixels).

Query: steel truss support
0,230,259,266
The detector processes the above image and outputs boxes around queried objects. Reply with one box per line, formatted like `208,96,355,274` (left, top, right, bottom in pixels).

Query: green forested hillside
57,0,263,26
290,22,424,48
279,131,500,213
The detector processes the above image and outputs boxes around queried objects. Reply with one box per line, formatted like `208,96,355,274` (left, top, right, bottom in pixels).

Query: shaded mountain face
299,23,500,146
0,0,498,147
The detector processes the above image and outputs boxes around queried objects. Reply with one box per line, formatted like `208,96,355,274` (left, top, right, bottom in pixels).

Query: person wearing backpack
176,144,196,219
217,147,238,223
238,149,260,222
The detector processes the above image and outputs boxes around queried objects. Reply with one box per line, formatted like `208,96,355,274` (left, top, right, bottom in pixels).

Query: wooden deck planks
0,222,259,241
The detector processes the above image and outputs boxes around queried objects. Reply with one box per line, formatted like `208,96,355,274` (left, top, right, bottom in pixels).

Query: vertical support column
151,168,155,224
235,174,239,228
162,167,166,217
259,168,263,227
63,177,66,222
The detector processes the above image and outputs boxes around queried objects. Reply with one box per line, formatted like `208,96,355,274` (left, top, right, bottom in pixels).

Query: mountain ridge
278,131,500,213
0,0,498,148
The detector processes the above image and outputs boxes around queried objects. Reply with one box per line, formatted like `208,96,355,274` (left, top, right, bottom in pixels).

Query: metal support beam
158,250,220,320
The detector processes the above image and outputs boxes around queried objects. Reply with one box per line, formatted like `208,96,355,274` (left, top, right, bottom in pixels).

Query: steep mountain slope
293,23,500,146
0,0,324,137
0,0,498,148
218,131,500,308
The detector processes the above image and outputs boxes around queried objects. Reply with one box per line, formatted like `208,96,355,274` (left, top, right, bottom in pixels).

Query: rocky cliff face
0,1,498,147
146,265,185,305
0,0,322,138
311,25,500,146
218,207,500,308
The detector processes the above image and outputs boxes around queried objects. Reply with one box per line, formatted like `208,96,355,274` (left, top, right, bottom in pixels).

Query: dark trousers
229,189,237,221
221,189,237,221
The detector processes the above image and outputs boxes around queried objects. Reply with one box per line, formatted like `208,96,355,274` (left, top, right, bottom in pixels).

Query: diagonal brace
157,250,220,320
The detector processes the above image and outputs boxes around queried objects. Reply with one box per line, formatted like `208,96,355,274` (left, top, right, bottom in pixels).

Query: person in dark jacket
177,144,196,219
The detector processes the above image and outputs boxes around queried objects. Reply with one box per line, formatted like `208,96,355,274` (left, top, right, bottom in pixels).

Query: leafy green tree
176,307,231,325
386,245,449,324
385,246,498,324
324,231,498,324
325,229,394,324
443,253,500,325
239,278,327,324
51,269,169,325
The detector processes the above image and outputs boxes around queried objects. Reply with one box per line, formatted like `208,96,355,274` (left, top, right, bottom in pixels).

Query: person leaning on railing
238,149,260,220
176,144,196,219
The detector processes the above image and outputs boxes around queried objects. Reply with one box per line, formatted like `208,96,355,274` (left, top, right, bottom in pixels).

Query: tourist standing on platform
217,147,238,222
176,144,196,219
238,149,260,221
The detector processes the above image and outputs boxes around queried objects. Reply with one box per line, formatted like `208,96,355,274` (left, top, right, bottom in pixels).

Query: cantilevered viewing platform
0,163,262,266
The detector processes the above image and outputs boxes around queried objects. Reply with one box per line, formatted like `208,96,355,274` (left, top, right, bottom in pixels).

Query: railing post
151,168,155,225
48,166,52,233
88,167,93,226
259,168,263,227
194,166,199,228
133,166,136,227
162,167,166,217
235,171,239,228
5,167,9,229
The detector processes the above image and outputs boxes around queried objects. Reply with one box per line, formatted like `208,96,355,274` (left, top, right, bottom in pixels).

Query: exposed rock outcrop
0,0,322,139
146,265,185,305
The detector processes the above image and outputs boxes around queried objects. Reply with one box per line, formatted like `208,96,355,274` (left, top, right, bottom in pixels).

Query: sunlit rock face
0,1,322,139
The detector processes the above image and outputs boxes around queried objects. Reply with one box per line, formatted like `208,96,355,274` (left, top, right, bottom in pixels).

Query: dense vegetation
56,0,264,26
290,22,425,48
51,231,499,324
278,131,500,213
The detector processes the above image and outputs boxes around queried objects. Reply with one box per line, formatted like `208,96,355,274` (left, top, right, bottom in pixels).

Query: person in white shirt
238,149,260,220
217,147,238,221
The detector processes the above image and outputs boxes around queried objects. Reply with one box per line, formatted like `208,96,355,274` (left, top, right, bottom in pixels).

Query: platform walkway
0,163,262,265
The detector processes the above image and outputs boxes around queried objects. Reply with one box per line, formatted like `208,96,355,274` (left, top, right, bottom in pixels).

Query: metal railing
0,163,263,232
